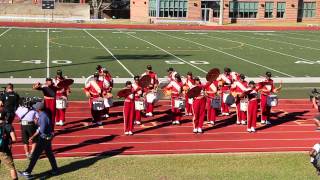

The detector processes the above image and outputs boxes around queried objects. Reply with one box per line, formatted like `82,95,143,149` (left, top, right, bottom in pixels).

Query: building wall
187,0,201,20
130,0,149,22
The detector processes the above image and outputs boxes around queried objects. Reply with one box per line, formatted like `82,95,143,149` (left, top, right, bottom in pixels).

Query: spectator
0,83,20,124
0,119,18,180
310,143,320,175
18,102,58,179
15,100,39,159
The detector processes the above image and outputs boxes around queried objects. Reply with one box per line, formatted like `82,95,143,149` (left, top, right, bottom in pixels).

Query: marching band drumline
31,65,282,136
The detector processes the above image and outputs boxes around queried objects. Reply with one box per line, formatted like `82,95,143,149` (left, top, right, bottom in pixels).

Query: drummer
257,72,275,125
167,67,177,82
192,77,206,133
141,65,158,117
217,67,233,116
122,81,135,135
132,76,143,125
54,70,71,126
183,72,194,116
102,69,113,118
164,74,183,125
33,78,58,129
84,73,104,125
232,74,248,125
205,78,219,125
245,81,259,133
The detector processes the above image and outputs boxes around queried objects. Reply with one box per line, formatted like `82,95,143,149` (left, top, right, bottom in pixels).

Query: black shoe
50,169,59,176
18,171,33,180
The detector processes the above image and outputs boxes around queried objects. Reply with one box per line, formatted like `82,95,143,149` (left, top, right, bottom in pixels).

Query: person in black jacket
0,83,20,124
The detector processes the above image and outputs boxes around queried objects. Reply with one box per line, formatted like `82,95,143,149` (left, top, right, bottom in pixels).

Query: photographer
0,83,20,124
311,89,320,131
15,98,39,159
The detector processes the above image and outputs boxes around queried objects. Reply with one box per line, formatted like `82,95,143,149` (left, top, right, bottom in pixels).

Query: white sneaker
135,121,141,125
241,120,246,125
251,127,256,132
124,132,129,135
193,128,197,133
265,120,271,125
96,121,103,126
210,121,215,125
175,121,180,125
128,131,133,135
189,113,193,116
261,120,266,124
55,120,64,126
247,128,252,133
236,121,241,125
104,114,109,118
146,112,153,117
197,128,203,133
172,121,176,125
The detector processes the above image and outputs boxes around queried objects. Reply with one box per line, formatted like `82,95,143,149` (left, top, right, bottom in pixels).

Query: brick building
131,0,320,24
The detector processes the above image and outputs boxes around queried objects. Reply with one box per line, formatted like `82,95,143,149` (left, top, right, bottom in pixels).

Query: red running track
10,99,319,159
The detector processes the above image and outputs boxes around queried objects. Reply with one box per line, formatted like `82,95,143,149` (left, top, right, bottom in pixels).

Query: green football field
0,27,320,78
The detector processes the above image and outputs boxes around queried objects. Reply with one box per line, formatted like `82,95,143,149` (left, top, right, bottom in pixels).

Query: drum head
57,79,74,88
187,86,202,98
85,75,94,86
117,88,132,98
159,80,170,89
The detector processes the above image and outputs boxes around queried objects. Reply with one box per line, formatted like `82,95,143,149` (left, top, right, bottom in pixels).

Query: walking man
0,83,20,124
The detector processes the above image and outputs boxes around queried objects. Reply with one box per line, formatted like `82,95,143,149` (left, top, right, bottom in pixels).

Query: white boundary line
205,33,316,63
120,30,207,74
274,31,320,40
223,32,320,51
0,27,11,38
271,33,320,43
156,31,293,77
84,29,134,77
47,28,50,77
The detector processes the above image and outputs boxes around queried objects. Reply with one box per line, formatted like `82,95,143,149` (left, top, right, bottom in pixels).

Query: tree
89,0,111,19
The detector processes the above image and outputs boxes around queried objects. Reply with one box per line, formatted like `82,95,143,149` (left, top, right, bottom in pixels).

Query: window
265,2,273,18
212,1,220,18
276,2,286,18
229,2,258,18
150,0,187,18
299,2,316,18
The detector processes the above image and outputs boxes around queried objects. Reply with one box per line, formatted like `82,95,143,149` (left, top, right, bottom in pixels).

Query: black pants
4,111,15,124
26,137,58,173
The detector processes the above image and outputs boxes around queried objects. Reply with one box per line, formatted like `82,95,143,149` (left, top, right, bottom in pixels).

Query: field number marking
165,60,209,65
7,60,72,65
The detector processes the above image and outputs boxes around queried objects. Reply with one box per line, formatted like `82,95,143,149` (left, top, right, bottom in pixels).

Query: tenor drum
56,98,67,109
92,98,105,111
135,100,145,111
174,98,185,109
211,97,221,109
267,95,278,107
223,92,235,106
104,98,113,108
146,92,158,103
240,100,248,112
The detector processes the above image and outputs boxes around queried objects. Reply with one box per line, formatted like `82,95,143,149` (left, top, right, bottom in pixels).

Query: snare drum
104,98,113,108
240,99,248,112
56,98,67,109
223,92,235,106
174,98,185,109
146,92,157,103
135,100,145,111
92,98,105,111
267,95,278,107
211,97,221,109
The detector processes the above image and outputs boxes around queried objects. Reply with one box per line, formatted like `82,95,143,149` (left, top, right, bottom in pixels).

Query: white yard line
204,34,316,63
271,33,320,43
84,29,134,77
157,31,293,77
120,30,207,74
279,31,320,40
0,28,11,38
47,28,50,77
223,32,320,51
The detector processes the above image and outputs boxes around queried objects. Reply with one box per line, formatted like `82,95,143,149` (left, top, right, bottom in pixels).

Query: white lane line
121,30,207,74
225,32,320,51
84,29,134,77
47,29,50,77
157,31,293,77
0,28,11,38
204,33,316,63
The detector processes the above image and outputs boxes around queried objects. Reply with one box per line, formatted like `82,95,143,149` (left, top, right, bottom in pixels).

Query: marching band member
257,72,275,125
205,79,219,125
192,77,206,133
84,73,104,125
54,70,71,126
165,74,183,125
141,65,158,117
132,76,143,125
102,69,113,118
232,74,248,125
245,81,259,133
33,78,58,129
122,81,135,135
167,67,177,82
217,67,233,116
184,72,194,116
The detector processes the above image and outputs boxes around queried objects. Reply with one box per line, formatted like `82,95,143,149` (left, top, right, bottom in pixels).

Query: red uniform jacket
166,80,183,98
257,79,275,96
205,81,219,98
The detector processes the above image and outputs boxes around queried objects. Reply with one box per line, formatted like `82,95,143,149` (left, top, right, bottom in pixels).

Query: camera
19,96,43,109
